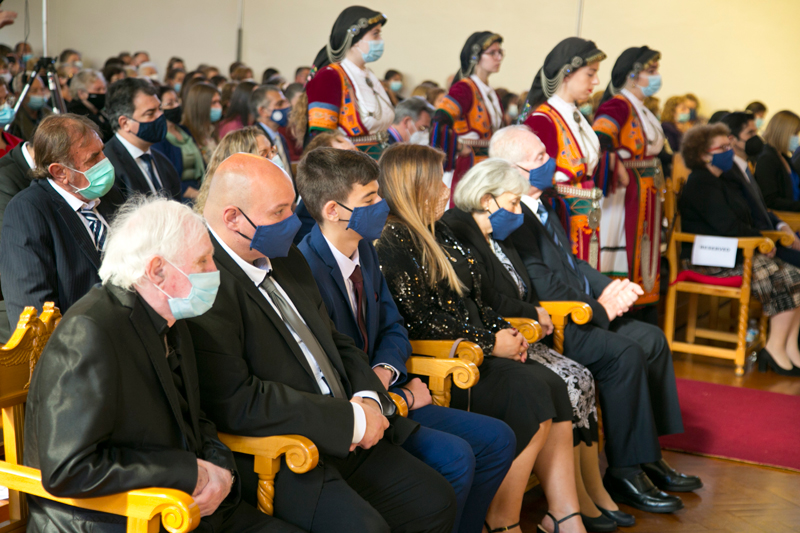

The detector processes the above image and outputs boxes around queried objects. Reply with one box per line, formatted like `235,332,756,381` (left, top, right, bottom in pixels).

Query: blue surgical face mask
789,135,800,154
21,54,33,65
755,117,765,130
677,112,690,123
526,157,557,191
131,113,168,143
270,105,290,127
336,198,390,241
710,149,735,173
389,80,403,93
173,82,182,94
488,198,524,240
155,260,220,320
210,106,222,123
640,74,662,97
65,158,116,200
237,208,302,258
579,103,593,117
0,102,15,125
27,95,47,110
361,40,384,63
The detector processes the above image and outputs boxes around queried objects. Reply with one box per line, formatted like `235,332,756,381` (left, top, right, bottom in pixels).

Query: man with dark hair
103,78,181,199
294,66,310,85
721,111,800,265
297,147,514,533
387,98,432,144
0,113,124,330
250,85,293,177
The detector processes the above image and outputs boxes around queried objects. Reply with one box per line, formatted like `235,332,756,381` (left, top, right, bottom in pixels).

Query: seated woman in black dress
679,123,800,376
754,110,800,212
443,158,630,531
376,144,587,533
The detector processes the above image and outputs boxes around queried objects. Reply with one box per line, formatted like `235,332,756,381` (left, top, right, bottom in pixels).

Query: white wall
0,0,797,117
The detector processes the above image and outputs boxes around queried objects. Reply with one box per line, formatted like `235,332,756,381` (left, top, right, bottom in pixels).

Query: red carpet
658,378,800,471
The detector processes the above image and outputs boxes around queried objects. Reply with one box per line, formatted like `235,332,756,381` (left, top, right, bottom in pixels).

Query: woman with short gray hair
444,158,625,532
66,69,113,141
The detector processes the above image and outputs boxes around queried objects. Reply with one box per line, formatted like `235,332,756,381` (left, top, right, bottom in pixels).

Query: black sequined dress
376,220,572,456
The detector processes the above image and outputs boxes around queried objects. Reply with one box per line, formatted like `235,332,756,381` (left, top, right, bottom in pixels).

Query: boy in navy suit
297,147,515,533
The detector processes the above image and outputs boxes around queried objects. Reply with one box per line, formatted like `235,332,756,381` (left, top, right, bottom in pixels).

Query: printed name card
691,235,738,268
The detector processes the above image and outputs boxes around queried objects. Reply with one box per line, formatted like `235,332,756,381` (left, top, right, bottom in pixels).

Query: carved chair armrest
672,232,773,254
0,461,200,532
408,339,484,366
539,301,593,326
388,392,408,417
503,317,544,344
216,433,319,516
761,230,794,247
406,356,480,390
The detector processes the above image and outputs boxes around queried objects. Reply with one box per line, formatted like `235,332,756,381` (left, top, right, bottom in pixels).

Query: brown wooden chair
662,155,787,375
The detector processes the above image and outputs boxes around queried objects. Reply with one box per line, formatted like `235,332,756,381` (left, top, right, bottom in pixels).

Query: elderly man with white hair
23,196,303,533
489,124,701,515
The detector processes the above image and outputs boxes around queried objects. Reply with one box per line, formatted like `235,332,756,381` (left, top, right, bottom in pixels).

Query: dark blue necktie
139,153,163,191
80,207,106,251
537,202,590,295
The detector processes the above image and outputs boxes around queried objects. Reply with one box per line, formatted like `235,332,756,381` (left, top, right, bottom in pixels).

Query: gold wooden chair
771,210,800,232
662,155,788,375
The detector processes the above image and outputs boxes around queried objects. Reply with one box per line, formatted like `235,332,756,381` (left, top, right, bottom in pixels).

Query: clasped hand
349,396,389,452
492,328,529,362
597,279,643,321
193,458,232,517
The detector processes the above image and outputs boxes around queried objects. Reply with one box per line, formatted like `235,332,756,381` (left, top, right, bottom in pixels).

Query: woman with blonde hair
194,126,275,213
182,82,223,164
755,110,800,212
377,143,587,533
660,95,691,152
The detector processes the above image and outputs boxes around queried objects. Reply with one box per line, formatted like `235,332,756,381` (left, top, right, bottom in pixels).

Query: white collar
115,132,151,160
620,88,665,154
209,226,271,286
46,178,100,212
520,194,542,215
323,233,360,280
21,142,34,169
470,74,502,131
734,154,750,177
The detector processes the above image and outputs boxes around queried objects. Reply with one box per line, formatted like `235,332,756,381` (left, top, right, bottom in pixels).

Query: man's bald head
204,152,296,262
489,125,545,165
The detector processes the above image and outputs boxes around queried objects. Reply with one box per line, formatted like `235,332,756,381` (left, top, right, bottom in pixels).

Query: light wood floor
520,352,800,532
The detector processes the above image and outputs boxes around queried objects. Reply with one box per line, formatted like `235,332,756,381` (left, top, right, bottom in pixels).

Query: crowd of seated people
1,6,799,532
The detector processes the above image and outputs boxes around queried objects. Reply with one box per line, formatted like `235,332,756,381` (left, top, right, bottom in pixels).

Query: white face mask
410,130,429,145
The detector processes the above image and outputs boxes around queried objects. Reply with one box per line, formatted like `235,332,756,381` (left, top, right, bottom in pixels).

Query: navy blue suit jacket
299,224,410,384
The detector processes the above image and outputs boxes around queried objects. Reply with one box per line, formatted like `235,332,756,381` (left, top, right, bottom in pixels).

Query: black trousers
564,317,684,467
238,440,457,533
199,499,304,533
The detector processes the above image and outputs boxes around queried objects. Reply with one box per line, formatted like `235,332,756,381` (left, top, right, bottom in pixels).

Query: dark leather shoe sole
597,505,635,527
655,478,703,492
581,513,618,532
606,486,684,514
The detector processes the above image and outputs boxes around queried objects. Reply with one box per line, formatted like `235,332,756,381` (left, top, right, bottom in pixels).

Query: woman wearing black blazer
679,123,800,376
443,158,630,532
754,110,800,212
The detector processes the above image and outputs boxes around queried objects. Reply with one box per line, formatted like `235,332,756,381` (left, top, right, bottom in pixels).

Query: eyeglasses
707,144,732,153
483,49,505,59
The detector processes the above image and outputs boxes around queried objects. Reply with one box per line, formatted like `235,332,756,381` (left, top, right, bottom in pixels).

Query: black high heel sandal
484,521,520,532
757,348,800,376
537,511,581,533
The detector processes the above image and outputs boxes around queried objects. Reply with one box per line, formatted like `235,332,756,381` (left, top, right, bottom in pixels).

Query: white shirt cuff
351,402,366,444
371,364,400,386
777,222,791,232
350,391,381,444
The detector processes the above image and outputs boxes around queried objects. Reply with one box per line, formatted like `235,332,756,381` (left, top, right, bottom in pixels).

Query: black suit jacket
724,162,781,231
443,208,541,321
755,144,800,212
510,201,612,329
24,284,238,532
0,179,125,330
0,142,33,236
103,134,181,200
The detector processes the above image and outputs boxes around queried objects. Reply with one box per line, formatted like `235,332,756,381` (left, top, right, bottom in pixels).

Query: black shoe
642,458,703,492
596,505,635,527
603,471,684,514
581,512,618,532
757,348,800,376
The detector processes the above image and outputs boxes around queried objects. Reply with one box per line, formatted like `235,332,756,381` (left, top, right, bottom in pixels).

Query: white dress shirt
621,88,665,158
46,178,108,246
210,228,378,444
115,132,163,193
340,58,395,134
521,194,543,221
21,142,34,169
322,234,399,385
543,94,601,182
